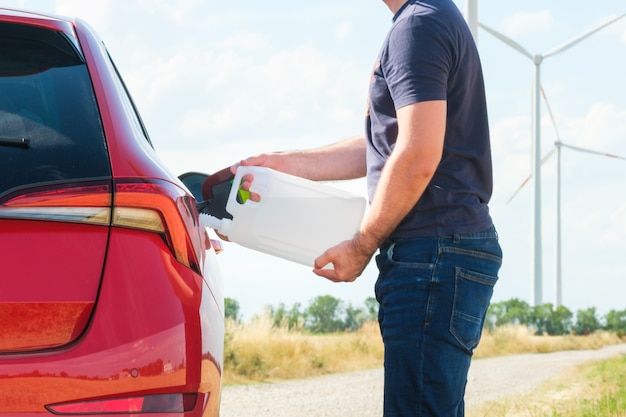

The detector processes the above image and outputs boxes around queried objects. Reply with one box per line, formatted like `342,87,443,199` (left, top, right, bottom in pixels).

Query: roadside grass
224,315,384,384
473,325,623,358
223,316,623,385
467,354,626,417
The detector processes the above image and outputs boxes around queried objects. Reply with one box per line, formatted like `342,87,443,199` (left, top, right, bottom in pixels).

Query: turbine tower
479,13,626,306
465,0,478,41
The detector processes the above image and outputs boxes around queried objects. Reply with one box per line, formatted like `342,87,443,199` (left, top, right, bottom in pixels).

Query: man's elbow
414,154,441,180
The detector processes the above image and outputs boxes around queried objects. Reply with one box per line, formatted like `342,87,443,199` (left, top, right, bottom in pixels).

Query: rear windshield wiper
0,137,30,148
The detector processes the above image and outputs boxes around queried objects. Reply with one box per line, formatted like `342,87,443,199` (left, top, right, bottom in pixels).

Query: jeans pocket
450,267,498,351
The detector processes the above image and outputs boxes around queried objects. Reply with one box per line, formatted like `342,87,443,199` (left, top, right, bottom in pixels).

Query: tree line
225,295,378,333
485,298,626,336
225,296,626,336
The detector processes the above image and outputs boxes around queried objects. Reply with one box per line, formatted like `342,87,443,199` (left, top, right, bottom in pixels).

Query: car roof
0,6,76,34
0,6,70,22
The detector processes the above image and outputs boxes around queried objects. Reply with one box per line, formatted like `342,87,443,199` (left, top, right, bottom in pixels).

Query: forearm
356,148,434,253
239,135,367,181
298,135,367,180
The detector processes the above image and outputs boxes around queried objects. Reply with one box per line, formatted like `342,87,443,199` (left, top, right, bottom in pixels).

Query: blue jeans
374,226,502,417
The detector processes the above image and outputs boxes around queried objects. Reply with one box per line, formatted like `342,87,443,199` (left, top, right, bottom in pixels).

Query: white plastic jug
201,166,367,268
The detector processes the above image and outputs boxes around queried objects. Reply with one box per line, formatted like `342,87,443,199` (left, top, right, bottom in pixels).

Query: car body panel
0,220,107,351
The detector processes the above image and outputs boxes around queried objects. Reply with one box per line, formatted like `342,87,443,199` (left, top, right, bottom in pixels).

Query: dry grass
467,355,626,417
474,325,623,359
467,365,603,417
223,319,624,386
223,315,383,385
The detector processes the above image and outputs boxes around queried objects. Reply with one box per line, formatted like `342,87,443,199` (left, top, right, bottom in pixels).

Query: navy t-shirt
366,0,493,238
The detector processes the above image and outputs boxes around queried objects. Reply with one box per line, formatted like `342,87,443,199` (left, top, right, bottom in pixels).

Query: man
233,0,502,415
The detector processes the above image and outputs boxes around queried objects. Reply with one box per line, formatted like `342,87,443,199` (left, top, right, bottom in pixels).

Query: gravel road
220,343,626,417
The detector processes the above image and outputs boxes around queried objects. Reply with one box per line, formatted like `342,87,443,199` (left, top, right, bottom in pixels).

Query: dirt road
220,344,626,417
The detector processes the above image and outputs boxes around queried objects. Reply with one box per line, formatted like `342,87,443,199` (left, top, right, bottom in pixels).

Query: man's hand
235,173,261,202
229,154,281,203
313,233,378,282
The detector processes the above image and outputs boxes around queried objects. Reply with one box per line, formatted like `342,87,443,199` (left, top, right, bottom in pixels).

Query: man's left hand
313,238,376,283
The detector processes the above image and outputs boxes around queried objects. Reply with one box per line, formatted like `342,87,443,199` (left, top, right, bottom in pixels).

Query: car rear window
0,21,111,197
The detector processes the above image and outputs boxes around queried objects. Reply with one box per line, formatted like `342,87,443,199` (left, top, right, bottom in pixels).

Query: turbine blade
560,143,626,160
541,87,561,141
541,147,558,164
506,148,557,205
543,13,626,58
506,176,530,205
478,22,533,60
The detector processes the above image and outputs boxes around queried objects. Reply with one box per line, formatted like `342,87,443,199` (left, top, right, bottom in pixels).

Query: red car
0,7,224,416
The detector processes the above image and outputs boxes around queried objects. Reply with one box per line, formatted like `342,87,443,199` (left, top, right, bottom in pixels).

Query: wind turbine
479,13,626,306
464,0,478,41
507,87,626,308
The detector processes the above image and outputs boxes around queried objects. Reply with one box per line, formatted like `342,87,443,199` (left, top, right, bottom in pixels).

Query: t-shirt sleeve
382,14,450,109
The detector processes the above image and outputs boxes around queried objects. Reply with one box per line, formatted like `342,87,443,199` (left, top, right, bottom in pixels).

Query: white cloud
55,0,114,32
162,43,365,142
491,114,531,154
502,10,556,37
135,0,205,23
605,202,626,244
489,115,534,205
564,102,626,150
335,21,353,40
183,106,233,135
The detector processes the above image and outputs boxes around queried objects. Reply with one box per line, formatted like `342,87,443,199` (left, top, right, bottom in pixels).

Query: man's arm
237,135,367,181
315,100,446,281
358,100,446,251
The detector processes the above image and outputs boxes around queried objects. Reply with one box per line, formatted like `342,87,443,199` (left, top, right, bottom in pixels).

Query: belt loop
453,233,461,244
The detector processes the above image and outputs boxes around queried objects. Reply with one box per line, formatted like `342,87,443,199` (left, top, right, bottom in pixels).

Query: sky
3,0,625,320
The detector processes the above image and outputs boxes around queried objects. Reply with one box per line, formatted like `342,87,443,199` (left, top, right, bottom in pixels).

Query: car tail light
46,393,198,414
113,179,205,274
0,179,205,274
0,182,112,225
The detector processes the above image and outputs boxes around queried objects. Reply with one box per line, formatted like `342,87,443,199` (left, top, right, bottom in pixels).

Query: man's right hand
229,153,289,203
